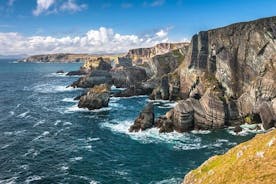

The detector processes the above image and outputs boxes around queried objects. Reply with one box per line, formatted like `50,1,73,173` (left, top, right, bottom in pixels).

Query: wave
17,110,30,118
62,97,77,103
33,119,45,127
23,148,40,159
31,84,81,93
191,130,211,134
4,130,26,136
63,121,72,126
0,176,18,184
227,123,265,136
147,99,177,109
9,111,15,116
64,104,111,113
111,85,126,91
33,131,50,141
101,120,208,150
1,144,10,149
110,95,148,100
25,175,42,184
70,157,83,162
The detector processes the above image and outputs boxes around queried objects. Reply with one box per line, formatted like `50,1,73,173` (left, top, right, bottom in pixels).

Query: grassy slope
183,129,276,184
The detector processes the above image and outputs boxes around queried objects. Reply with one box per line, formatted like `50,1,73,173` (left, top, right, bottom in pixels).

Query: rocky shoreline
67,16,276,135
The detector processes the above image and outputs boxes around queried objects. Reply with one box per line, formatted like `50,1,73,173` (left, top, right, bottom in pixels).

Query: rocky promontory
129,16,276,133
183,129,276,184
18,53,123,63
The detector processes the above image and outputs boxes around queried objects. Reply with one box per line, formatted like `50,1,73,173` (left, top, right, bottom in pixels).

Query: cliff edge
183,129,276,184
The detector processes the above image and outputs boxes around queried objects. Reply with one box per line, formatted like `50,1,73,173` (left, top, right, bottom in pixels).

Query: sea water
0,59,255,183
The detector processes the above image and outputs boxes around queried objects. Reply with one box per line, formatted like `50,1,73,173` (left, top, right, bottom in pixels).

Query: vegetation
183,129,276,184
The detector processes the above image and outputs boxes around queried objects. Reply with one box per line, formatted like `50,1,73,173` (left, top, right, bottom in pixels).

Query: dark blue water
0,59,254,184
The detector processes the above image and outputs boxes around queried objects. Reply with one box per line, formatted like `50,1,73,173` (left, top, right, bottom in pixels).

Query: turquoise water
0,59,254,183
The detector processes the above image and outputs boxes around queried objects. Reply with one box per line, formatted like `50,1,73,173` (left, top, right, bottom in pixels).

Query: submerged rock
129,103,154,132
56,70,64,74
78,84,110,110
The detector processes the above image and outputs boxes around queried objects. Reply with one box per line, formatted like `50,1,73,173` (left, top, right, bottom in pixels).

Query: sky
0,0,275,55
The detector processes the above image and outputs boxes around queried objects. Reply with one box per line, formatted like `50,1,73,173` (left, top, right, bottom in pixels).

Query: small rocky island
64,16,276,134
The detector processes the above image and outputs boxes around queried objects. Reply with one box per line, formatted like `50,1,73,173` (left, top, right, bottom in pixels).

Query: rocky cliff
154,16,276,132
19,53,123,63
125,42,189,65
183,129,276,184
19,53,90,63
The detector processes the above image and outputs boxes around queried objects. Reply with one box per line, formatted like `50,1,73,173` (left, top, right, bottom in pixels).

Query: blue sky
0,0,275,55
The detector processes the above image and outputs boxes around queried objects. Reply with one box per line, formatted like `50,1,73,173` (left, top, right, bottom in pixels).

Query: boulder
78,84,110,110
129,103,154,132
233,125,242,134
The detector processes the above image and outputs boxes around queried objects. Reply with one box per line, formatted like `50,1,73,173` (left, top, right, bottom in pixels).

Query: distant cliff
125,42,189,65
183,129,276,184
19,53,90,63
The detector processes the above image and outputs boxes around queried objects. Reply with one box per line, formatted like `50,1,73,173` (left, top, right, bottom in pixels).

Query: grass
183,129,276,184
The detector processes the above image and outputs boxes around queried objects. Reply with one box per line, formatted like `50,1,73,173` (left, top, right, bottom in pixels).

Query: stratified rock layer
78,84,110,110
129,103,154,132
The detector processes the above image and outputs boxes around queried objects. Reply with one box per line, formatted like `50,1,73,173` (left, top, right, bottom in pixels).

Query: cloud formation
33,0,56,16
0,27,170,55
60,0,87,12
33,0,87,16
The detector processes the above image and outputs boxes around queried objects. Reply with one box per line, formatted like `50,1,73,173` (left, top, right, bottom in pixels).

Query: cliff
125,42,189,65
183,129,276,184
154,16,276,133
19,53,90,63
19,53,123,63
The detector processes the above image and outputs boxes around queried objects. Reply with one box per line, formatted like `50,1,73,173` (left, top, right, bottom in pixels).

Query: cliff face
19,53,124,63
182,17,276,97
170,16,276,131
125,42,189,65
183,129,276,184
19,53,90,63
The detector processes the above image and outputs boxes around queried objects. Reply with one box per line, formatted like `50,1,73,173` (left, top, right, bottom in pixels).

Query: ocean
0,59,254,183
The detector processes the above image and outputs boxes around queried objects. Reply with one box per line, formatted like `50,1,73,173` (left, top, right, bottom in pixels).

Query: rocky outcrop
111,66,148,88
129,103,154,132
183,129,276,184
78,84,110,110
162,16,276,131
125,42,189,65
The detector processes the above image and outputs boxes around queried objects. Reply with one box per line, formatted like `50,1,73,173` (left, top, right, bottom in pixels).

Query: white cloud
156,29,168,37
33,0,56,16
60,0,87,12
0,27,171,55
33,0,87,16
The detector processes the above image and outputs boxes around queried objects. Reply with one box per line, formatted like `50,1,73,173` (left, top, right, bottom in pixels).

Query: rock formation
156,16,276,132
78,84,110,110
183,129,276,184
129,103,154,132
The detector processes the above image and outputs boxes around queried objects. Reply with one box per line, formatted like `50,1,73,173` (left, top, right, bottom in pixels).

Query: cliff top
204,16,276,33
183,129,276,184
